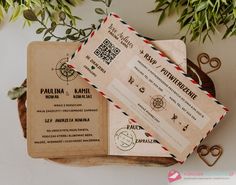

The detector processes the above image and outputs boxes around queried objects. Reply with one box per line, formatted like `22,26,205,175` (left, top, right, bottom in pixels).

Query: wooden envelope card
67,13,228,162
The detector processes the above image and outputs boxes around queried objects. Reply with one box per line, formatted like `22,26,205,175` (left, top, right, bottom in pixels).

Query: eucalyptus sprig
8,85,26,100
22,0,112,41
23,9,95,41
150,0,236,42
0,0,83,24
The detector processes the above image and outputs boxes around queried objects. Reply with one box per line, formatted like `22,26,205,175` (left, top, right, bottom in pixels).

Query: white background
0,0,236,185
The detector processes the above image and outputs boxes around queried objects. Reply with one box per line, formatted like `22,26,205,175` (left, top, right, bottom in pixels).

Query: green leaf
51,21,57,28
221,0,227,4
36,28,45,34
40,10,45,21
233,8,236,18
70,20,73,26
66,28,72,34
80,29,86,36
0,6,4,22
190,32,200,41
64,5,72,15
223,24,234,39
66,0,81,6
148,8,164,13
74,15,82,20
7,87,26,100
148,1,168,13
207,0,214,7
203,34,208,43
98,18,103,23
91,0,104,2
67,35,77,40
180,36,186,42
158,10,165,25
196,2,208,12
95,8,105,15
9,4,21,22
105,0,112,7
23,9,38,21
59,11,66,21
205,11,209,29
6,0,14,6
44,36,51,41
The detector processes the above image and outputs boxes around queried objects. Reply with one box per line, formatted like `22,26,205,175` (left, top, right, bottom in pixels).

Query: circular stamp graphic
114,128,136,151
52,57,78,83
150,95,166,111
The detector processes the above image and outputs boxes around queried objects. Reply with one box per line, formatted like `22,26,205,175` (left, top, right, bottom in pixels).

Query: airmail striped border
67,12,228,163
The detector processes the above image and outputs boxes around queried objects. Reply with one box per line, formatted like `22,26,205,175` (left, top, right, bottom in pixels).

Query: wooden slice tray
17,59,215,167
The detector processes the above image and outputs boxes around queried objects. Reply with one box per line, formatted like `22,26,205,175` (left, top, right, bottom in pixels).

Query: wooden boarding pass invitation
67,13,228,162
27,42,108,158
27,40,186,159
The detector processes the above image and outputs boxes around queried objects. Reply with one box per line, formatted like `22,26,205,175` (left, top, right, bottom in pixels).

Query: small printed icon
168,170,182,183
114,128,136,151
128,76,135,84
91,65,95,70
140,50,144,54
150,95,166,111
128,76,146,94
171,114,178,122
178,122,189,132
52,56,78,84
183,124,189,132
139,87,145,93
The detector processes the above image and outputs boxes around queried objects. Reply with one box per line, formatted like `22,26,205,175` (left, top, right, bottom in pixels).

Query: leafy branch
23,9,95,41
150,0,236,42
0,0,83,24
22,0,112,41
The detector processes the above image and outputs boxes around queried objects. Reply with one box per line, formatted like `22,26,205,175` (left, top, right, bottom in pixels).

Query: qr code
94,39,121,65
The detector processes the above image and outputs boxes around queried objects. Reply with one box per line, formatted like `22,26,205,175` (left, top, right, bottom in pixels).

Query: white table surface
0,0,236,184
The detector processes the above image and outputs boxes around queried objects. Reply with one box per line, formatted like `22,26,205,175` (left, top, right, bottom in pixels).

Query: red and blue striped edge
67,12,229,164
